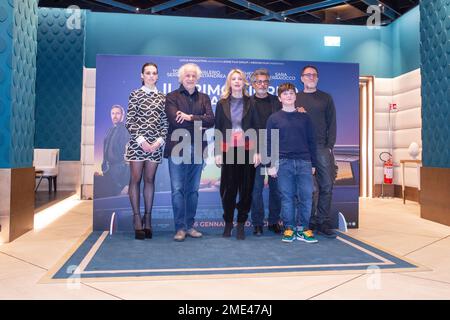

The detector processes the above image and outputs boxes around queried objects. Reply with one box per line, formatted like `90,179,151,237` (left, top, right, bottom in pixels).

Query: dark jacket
249,94,281,164
102,122,129,167
295,90,336,149
164,85,215,158
214,95,261,154
249,94,281,127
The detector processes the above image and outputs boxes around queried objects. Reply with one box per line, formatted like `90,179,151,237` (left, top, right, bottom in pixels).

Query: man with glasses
249,69,282,236
296,65,337,238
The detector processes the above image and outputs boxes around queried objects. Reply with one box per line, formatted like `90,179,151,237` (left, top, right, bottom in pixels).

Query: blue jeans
311,147,336,226
277,158,313,229
251,165,281,226
168,149,204,232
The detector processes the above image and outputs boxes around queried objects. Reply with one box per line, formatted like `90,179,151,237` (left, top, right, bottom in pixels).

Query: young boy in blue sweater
267,83,318,243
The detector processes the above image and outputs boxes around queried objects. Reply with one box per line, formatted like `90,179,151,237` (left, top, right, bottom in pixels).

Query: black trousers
220,148,256,223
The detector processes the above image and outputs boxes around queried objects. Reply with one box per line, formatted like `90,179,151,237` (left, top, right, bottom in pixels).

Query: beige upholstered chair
33,149,60,192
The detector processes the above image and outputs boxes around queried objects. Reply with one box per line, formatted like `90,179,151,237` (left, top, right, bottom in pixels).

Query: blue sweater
266,110,317,167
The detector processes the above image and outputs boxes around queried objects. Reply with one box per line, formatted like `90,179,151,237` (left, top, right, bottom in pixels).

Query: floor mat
42,230,426,283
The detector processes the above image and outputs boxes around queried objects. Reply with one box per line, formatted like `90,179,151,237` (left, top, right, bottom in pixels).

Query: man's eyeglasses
253,80,270,85
302,73,318,79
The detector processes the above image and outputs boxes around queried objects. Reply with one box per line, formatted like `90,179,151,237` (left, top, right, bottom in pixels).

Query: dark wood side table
400,159,422,204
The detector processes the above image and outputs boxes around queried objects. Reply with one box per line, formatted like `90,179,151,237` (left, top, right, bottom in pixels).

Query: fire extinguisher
380,152,393,184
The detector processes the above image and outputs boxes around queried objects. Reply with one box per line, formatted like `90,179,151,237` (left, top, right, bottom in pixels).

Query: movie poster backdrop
93,55,360,231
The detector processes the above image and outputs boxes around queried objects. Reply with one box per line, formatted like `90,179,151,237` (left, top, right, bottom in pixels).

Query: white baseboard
81,184,93,200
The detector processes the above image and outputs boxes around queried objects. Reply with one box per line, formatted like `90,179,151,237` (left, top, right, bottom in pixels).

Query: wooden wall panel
420,167,450,226
10,167,35,241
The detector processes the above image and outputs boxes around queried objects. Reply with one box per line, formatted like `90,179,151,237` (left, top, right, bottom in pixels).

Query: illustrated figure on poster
215,68,261,240
164,63,215,242
267,83,318,244
295,65,338,238
248,69,282,237
125,62,169,240
95,104,130,198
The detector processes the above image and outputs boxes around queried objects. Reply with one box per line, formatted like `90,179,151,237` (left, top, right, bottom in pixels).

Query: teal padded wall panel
0,0,14,168
11,0,37,168
0,0,37,169
420,0,450,168
84,11,394,78
35,7,85,161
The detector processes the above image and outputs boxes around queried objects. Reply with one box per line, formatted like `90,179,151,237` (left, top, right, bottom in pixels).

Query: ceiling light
324,36,341,47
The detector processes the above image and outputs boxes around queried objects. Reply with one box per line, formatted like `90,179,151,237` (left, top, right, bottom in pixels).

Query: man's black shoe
317,224,337,238
309,222,318,232
253,226,263,236
268,223,282,234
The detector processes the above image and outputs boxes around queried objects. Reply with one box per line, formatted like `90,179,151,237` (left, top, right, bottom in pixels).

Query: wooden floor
35,191,76,213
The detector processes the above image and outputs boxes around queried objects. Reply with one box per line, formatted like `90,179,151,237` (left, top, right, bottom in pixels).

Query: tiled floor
1,198,449,300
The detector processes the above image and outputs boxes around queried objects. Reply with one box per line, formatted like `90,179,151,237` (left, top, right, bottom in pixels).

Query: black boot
253,225,263,236
133,214,145,240
317,222,337,238
223,222,233,237
143,213,152,239
236,223,245,240
268,223,282,234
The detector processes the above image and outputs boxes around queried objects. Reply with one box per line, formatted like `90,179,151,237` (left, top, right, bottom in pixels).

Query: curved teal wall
391,6,421,77
85,11,394,77
84,6,420,78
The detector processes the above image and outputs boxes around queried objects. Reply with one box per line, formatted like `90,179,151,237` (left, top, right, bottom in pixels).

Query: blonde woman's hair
221,68,249,99
178,63,202,83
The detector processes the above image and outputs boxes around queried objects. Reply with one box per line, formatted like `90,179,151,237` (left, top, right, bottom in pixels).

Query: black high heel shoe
236,222,245,240
144,228,152,239
133,214,145,240
223,222,233,237
143,213,152,239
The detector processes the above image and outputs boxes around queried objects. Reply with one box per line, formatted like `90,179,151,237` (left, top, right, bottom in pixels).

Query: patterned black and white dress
125,86,169,162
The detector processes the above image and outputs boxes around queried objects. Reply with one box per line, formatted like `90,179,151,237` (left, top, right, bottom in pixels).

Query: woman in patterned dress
125,62,169,240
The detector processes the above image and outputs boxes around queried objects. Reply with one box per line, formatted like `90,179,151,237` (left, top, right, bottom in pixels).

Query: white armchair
33,149,60,192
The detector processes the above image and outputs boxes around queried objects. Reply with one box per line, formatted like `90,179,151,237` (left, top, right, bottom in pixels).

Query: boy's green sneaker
296,229,318,243
282,228,295,243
